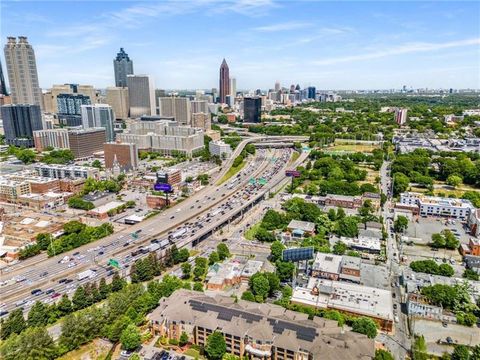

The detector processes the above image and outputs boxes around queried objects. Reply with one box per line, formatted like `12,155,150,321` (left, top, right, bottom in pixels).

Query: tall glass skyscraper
113,48,133,88
1,104,43,147
81,104,116,142
219,59,230,104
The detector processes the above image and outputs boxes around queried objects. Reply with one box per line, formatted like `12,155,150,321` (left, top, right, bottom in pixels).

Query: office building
127,75,155,117
105,87,129,119
104,141,138,172
117,121,204,156
81,104,115,141
307,86,316,99
68,128,106,159
0,58,7,96
34,163,99,179
219,58,230,104
208,140,232,158
113,48,133,88
395,108,408,125
33,129,69,152
1,104,42,147
292,277,393,332
275,81,281,92
159,97,191,125
3,37,43,108
243,96,261,123
191,100,208,114
149,289,375,360
230,77,236,97
191,112,210,131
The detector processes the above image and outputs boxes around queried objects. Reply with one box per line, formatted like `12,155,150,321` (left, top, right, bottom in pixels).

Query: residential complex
34,163,99,179
149,289,375,360
80,104,115,142
33,128,70,151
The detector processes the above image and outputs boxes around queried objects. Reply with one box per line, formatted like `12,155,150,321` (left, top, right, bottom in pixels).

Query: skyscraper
3,36,43,108
395,108,408,125
81,104,115,141
219,59,230,104
243,97,261,123
159,97,191,125
106,87,129,119
0,58,8,96
230,77,236,98
113,48,133,88
274,81,281,92
57,94,91,115
1,104,43,147
307,86,316,99
127,75,155,118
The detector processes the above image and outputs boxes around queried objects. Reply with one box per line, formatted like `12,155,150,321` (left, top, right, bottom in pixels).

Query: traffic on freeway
0,147,301,317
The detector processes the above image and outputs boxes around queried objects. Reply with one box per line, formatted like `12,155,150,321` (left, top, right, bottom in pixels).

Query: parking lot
412,319,480,356
405,216,471,246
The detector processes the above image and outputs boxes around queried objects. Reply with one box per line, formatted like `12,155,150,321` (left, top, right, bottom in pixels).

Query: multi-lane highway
0,145,307,316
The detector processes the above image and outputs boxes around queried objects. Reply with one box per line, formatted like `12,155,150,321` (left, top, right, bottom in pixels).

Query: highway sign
108,259,120,269
282,247,314,262
249,178,256,185
258,178,267,185
285,170,301,177
131,232,138,239
154,183,173,192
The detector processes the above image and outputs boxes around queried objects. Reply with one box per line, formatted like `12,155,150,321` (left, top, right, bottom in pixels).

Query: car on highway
31,289,43,296
0,310,8,318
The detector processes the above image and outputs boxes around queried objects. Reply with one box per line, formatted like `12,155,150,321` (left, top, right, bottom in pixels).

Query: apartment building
148,289,375,360
400,192,474,219
34,164,99,179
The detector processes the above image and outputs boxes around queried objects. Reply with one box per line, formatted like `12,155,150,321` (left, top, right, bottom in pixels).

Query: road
0,146,308,316
378,160,411,360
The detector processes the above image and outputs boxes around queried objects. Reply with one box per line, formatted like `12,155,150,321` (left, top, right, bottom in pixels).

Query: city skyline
1,0,479,90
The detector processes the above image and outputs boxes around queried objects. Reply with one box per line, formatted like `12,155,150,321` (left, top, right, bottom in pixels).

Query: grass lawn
184,348,205,359
217,159,246,185
245,222,262,241
326,144,379,153
58,339,112,360
289,151,300,164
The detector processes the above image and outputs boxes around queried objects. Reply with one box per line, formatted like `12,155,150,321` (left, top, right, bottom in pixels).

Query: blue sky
1,0,479,90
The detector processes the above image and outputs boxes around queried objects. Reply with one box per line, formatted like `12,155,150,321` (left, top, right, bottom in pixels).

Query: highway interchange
0,144,307,316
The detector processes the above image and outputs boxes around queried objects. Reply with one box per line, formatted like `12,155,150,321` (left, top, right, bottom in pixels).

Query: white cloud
311,38,480,66
254,21,312,32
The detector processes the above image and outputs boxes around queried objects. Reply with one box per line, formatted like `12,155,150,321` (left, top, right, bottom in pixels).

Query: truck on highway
227,178,239,189
77,269,96,281
159,239,170,249
170,228,187,239
148,243,160,253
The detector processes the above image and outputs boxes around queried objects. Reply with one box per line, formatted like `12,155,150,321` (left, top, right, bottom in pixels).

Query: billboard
282,247,314,262
154,183,173,192
285,170,301,177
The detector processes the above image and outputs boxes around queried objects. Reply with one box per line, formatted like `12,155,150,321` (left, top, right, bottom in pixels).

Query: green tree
91,159,102,169
193,282,203,292
451,345,471,360
209,251,220,265
205,331,226,360
120,324,142,351
332,241,347,255
270,241,285,262
393,172,410,195
57,294,73,316
0,327,57,360
181,262,192,279
463,269,480,281
72,286,88,311
446,174,463,188
275,260,295,282
0,308,26,340
111,272,126,292
374,349,394,360
216,243,230,260
98,277,110,299
335,216,359,238
27,301,50,327
106,315,131,342
251,274,270,302
412,335,428,360
351,317,377,338
179,332,189,346
241,291,255,302
394,215,409,233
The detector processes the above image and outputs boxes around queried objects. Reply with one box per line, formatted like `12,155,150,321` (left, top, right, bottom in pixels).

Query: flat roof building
68,128,106,159
292,277,393,332
400,192,474,219
34,163,99,179
148,289,375,360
